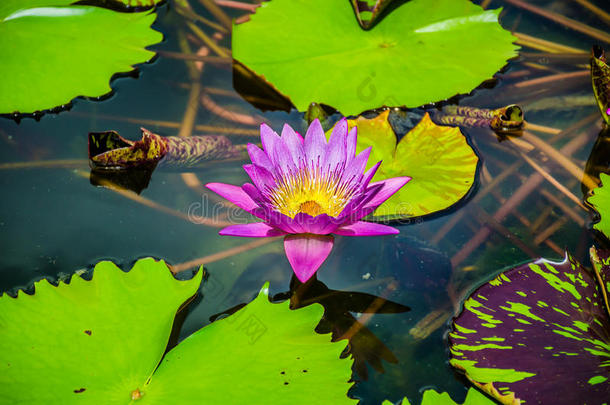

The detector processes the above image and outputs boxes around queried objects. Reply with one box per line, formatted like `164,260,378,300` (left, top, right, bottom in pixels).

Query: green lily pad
232,0,519,115
382,388,496,405
0,260,355,404
0,1,162,115
589,173,610,239
337,110,478,220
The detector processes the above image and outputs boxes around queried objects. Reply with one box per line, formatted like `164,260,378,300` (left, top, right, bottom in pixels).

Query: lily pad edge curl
0,259,355,404
232,0,519,116
0,0,163,116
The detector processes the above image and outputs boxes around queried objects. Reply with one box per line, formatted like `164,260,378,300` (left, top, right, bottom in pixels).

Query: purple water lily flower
206,119,411,282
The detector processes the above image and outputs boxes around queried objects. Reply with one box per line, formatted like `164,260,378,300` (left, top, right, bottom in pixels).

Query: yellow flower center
267,167,356,218
298,200,323,216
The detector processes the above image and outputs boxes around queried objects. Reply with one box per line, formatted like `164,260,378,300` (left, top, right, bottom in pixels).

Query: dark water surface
0,0,607,403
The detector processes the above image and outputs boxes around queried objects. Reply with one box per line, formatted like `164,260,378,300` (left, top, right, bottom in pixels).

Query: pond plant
1,0,609,404
207,119,411,282
0,260,355,404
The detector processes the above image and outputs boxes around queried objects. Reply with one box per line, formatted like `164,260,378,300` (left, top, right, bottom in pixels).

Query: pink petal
342,146,371,182
304,119,326,165
334,221,400,236
345,126,357,161
364,177,412,209
247,143,274,173
281,124,305,165
361,160,381,186
219,222,285,237
292,212,341,235
260,123,281,161
243,164,276,191
324,120,347,170
206,183,259,213
284,234,334,282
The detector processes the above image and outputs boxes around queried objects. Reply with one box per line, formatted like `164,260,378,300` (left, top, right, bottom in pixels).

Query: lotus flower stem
337,281,399,341
74,170,231,228
198,0,233,29
520,131,599,190
186,20,230,57
533,217,569,246
525,122,562,135
174,0,229,33
201,93,262,126
488,189,565,255
514,70,589,89
171,237,281,274
71,112,259,136
157,50,231,64
505,0,610,44
451,131,593,268
513,32,586,54
574,0,610,25
518,152,586,209
0,159,87,170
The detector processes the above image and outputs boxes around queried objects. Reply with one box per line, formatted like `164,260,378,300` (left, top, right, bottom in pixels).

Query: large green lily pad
336,110,478,220
0,1,162,114
589,173,610,239
382,388,496,405
233,0,519,115
0,260,355,404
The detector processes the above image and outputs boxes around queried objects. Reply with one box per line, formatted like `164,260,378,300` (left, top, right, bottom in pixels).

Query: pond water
0,0,607,403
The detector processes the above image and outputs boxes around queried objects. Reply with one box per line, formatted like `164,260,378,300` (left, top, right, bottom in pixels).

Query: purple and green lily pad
449,249,610,404
588,173,610,240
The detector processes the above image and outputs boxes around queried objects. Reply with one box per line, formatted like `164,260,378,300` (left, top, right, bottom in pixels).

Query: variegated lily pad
334,110,478,220
449,249,610,404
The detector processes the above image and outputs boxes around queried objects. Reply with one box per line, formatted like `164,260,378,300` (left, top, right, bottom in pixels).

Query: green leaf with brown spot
0,262,355,404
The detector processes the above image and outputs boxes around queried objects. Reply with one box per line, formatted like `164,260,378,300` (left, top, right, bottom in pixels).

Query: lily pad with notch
0,259,355,404
0,0,162,115
233,0,519,116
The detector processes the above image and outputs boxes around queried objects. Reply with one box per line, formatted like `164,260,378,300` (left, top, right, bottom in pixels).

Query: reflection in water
210,263,410,381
